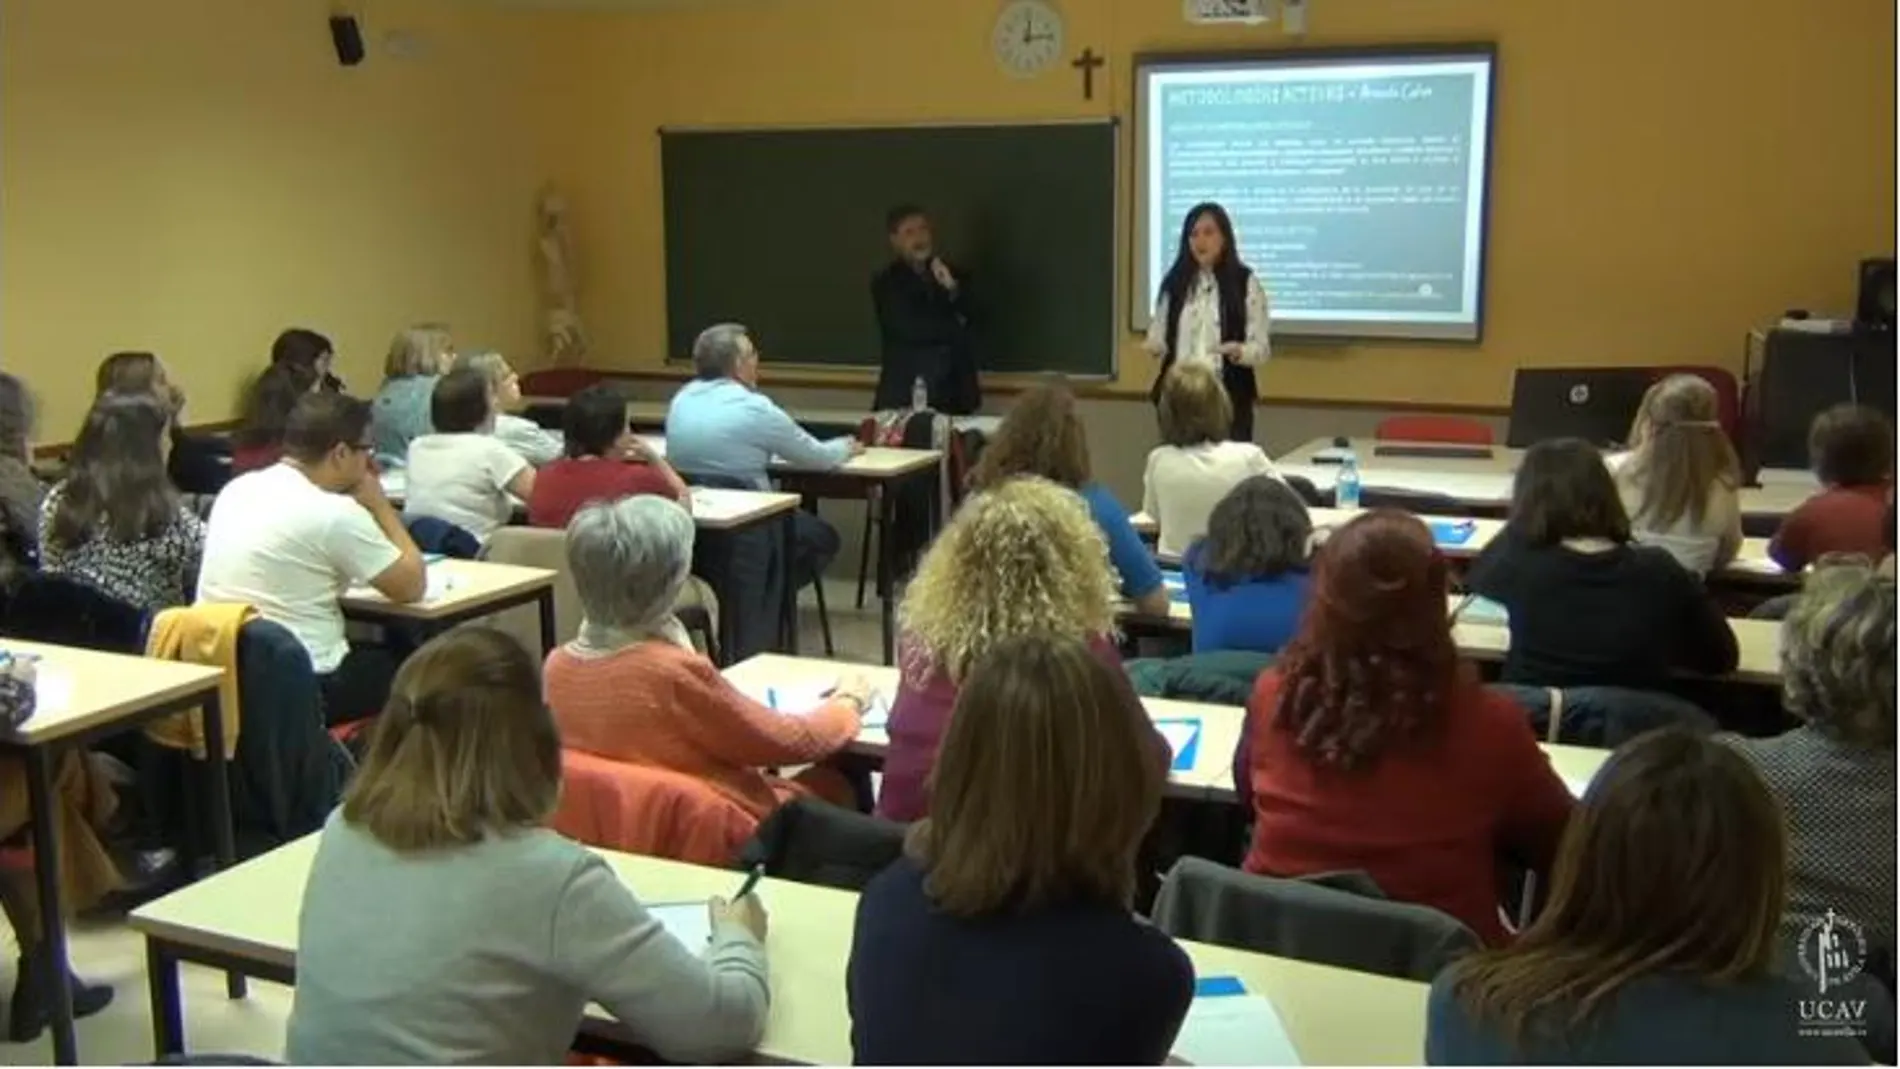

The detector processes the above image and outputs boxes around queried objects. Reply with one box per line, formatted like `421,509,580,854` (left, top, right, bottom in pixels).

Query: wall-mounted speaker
1856,256,1894,331
329,15,365,67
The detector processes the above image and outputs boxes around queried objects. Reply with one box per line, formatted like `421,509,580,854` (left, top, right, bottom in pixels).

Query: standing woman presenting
1144,203,1271,442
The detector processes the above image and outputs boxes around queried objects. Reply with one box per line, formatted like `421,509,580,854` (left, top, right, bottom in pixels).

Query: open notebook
1173,978,1302,1066
737,681,890,731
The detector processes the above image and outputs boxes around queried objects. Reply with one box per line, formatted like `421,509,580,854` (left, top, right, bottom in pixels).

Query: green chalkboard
661,121,1117,377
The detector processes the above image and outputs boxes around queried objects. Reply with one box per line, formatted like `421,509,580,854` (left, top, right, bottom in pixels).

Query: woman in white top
404,368,536,543
1611,374,1742,576
456,350,563,467
1143,202,1271,443
1142,362,1278,557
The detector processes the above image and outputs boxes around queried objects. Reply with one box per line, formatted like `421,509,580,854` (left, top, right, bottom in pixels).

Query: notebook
1152,718,1202,773
1171,978,1302,1066
742,681,890,730
1428,520,1478,547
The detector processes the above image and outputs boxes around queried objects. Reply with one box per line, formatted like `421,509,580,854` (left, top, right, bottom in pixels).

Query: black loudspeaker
1856,257,1895,330
329,15,365,67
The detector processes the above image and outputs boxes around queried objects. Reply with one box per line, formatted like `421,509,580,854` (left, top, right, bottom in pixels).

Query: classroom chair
1151,856,1478,983
1491,684,1716,749
1373,415,1494,446
1357,487,1468,515
735,797,906,892
551,749,754,867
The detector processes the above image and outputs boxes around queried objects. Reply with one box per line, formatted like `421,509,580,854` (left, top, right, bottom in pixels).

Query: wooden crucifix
1071,48,1104,101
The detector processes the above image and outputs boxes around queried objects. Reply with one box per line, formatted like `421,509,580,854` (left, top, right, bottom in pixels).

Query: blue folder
1428,520,1478,547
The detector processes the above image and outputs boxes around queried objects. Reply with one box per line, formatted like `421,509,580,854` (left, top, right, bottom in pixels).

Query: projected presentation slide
1134,48,1496,341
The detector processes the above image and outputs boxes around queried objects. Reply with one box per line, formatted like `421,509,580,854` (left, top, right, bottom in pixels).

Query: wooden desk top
1134,507,1785,584
687,487,800,531
341,559,556,621
722,654,1242,797
0,640,226,746
638,436,942,480
1276,437,1818,517
131,833,1429,1065
626,399,1003,438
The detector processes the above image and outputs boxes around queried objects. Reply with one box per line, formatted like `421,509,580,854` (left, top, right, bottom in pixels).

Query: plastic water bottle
910,376,929,412
1336,454,1363,509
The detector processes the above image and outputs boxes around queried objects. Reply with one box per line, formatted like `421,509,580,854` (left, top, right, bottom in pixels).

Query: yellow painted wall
547,0,1895,408
0,0,563,441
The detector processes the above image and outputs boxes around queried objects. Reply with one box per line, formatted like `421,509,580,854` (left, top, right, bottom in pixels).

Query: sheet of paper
1564,775,1591,798
647,901,713,955
1453,595,1509,625
1172,994,1302,1067
30,664,72,714
347,564,454,603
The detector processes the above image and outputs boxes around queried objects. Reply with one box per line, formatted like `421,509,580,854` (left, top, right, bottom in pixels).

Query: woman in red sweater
1239,509,1574,945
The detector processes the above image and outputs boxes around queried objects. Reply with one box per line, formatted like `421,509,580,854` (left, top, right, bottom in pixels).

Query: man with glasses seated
199,392,426,724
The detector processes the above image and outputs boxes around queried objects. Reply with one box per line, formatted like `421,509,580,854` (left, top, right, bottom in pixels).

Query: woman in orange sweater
543,495,872,819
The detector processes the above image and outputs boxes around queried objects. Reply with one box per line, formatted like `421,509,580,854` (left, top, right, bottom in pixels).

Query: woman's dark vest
1150,266,1257,405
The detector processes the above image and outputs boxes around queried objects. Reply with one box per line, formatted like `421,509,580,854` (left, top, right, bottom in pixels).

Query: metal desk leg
879,481,898,665
782,512,799,656
146,939,185,1058
536,588,558,657
24,747,77,1064
198,695,246,1001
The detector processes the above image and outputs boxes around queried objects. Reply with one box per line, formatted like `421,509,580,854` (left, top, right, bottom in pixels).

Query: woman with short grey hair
454,352,561,467
1724,560,1896,959
544,495,875,826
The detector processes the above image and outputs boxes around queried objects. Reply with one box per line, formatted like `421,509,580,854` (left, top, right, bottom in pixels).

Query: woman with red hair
1237,510,1574,945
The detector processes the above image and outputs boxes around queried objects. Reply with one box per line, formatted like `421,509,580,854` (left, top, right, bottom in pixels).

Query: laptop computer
1505,368,1655,449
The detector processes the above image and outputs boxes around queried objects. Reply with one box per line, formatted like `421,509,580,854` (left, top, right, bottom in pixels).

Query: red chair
1374,415,1496,446
1645,365,1741,449
551,749,755,867
517,368,608,399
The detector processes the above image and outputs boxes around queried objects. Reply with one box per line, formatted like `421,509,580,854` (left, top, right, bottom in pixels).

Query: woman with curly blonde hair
876,475,1123,822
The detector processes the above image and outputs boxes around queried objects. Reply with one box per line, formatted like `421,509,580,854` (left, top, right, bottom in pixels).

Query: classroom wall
0,0,565,440
543,0,1896,409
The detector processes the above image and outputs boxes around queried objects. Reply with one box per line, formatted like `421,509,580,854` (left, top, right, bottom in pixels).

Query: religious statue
538,186,590,366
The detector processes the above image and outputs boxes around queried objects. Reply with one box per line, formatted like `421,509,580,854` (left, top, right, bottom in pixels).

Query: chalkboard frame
658,118,1122,380
1129,42,1501,344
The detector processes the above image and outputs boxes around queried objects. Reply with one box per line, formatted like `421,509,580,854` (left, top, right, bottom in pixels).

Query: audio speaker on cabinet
330,15,365,67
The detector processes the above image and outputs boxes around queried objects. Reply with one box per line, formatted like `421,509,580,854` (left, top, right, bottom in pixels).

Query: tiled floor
0,581,889,1065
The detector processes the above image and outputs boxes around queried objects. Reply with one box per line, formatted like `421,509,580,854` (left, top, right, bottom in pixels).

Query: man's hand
930,257,958,292
351,470,392,512
621,437,656,464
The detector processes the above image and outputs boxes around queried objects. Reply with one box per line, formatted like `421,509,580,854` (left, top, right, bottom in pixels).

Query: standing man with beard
871,204,980,415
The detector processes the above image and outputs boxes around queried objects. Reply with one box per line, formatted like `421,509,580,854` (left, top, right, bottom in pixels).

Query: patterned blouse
38,481,206,613
1144,269,1272,369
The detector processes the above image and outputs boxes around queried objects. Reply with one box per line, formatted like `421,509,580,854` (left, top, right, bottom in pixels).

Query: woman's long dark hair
271,328,342,392
235,362,319,450
1157,202,1251,357
49,393,179,549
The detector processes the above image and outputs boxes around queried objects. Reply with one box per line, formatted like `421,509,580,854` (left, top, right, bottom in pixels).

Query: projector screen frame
1129,42,1500,344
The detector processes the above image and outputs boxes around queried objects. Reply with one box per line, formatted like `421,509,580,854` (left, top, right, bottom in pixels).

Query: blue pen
765,687,778,710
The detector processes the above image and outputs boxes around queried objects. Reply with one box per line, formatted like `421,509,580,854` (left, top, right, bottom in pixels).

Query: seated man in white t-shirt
199,392,426,725
1142,362,1279,557
403,368,536,544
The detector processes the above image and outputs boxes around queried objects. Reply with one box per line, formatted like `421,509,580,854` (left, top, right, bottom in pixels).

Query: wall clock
992,0,1065,78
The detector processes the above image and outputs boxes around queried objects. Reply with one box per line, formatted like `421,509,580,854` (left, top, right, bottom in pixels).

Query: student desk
1271,437,1819,520
721,654,1243,800
622,399,1002,438
0,642,231,1065
1134,507,1790,588
130,833,1431,1065
340,559,559,656
642,439,946,666
1119,588,1785,687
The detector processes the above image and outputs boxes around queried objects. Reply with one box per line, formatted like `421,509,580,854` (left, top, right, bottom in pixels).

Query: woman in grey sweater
287,626,770,1065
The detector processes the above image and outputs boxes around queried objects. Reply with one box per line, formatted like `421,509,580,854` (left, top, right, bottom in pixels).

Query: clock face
992,0,1064,78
